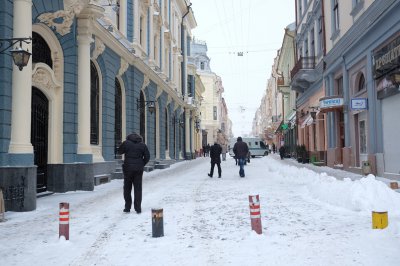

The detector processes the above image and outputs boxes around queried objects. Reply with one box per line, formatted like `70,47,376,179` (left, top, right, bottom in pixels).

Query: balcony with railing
290,56,319,93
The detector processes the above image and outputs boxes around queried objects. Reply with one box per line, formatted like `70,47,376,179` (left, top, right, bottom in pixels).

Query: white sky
1,155,400,265
191,0,295,137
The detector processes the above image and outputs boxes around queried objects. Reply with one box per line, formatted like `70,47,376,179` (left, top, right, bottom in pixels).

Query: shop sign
319,97,344,109
373,35,400,79
351,98,368,110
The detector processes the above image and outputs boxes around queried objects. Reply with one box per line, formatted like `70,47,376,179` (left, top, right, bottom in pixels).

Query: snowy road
1,155,400,266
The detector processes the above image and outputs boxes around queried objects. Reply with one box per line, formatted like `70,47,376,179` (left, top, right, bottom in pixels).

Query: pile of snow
265,157,400,215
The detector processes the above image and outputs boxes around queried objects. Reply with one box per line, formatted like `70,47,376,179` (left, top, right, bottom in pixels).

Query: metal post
249,195,262,234
59,202,69,240
152,208,164,237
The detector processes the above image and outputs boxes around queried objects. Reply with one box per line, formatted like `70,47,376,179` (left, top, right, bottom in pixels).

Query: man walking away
208,142,222,178
118,132,150,214
279,145,286,160
233,137,249,178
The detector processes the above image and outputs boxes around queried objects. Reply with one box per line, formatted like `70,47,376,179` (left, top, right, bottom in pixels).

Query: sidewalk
268,153,400,191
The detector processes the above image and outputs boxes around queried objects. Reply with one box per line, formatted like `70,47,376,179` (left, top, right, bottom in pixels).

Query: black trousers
210,162,222,177
123,170,143,212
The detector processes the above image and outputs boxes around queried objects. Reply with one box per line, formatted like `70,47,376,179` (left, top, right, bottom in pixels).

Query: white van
228,137,269,158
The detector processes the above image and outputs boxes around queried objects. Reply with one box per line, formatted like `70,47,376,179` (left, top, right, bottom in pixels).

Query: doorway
31,87,49,193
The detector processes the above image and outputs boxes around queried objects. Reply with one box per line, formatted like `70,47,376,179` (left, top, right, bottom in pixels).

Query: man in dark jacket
118,133,150,213
208,142,222,178
233,137,249,177
279,145,286,160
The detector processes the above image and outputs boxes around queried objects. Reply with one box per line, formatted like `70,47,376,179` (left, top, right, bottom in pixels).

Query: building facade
0,0,202,212
291,0,327,164
322,0,400,179
191,39,230,147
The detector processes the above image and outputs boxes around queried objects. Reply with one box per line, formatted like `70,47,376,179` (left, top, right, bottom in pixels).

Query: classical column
133,0,140,43
9,0,33,154
77,19,93,155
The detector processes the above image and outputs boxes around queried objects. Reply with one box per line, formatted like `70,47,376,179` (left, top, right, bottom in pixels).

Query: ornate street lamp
137,98,156,114
172,116,184,128
0,37,32,71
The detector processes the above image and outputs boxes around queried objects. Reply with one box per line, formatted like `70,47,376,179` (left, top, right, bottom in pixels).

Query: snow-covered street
1,155,400,266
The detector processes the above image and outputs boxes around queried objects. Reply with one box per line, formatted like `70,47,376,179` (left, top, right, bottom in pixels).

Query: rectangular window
336,76,343,95
310,28,315,57
298,0,302,17
304,38,308,57
139,16,143,45
200,62,205,70
318,16,323,54
213,106,217,120
333,0,339,31
359,120,367,153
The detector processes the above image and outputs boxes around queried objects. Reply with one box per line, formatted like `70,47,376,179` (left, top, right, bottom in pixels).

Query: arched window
90,61,100,145
357,73,365,92
32,32,53,67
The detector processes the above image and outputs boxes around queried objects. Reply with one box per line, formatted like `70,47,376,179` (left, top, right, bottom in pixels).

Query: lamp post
0,37,32,71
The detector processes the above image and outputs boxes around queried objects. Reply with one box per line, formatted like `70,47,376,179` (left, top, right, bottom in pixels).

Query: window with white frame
333,0,340,32
298,0,302,18
310,28,315,58
140,16,144,46
318,16,323,54
336,76,343,95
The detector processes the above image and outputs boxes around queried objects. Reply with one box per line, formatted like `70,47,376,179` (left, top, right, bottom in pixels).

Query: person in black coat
233,137,249,177
118,132,150,214
208,142,222,178
279,145,286,160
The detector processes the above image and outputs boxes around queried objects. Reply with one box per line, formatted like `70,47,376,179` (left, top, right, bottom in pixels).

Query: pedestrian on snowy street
206,143,211,157
118,132,150,214
221,143,227,161
208,142,222,178
272,143,276,154
279,145,286,160
233,136,249,177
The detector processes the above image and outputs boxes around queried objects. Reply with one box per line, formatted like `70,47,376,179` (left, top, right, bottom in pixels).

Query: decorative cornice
141,75,150,91
38,1,84,36
156,86,163,98
91,37,105,60
118,58,129,77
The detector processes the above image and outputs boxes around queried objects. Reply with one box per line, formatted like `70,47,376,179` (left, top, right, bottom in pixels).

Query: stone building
0,0,202,211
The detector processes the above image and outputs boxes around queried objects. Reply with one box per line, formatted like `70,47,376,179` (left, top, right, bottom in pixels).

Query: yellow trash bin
372,211,388,229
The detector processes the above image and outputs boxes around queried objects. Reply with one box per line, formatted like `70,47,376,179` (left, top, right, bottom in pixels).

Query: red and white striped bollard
249,195,262,234
59,202,69,240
